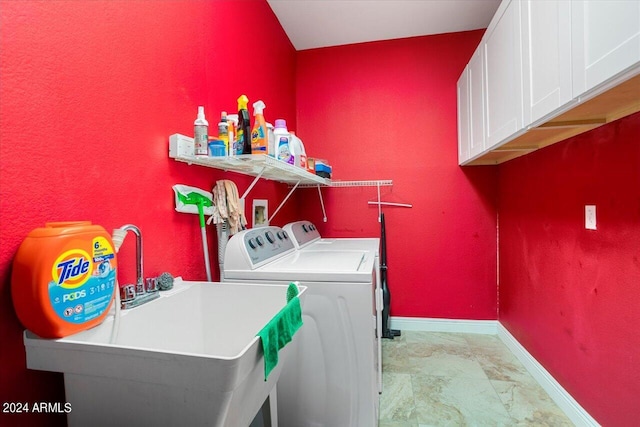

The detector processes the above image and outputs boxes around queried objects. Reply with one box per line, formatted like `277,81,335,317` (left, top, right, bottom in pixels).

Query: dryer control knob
256,236,264,246
248,238,257,249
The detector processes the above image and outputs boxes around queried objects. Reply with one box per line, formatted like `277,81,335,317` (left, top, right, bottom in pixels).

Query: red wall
295,32,499,320
7,1,630,424
0,1,297,424
498,112,640,426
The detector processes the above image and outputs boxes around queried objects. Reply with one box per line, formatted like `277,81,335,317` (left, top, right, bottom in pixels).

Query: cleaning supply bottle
298,135,308,169
289,131,308,168
273,119,292,164
227,114,238,157
11,221,117,338
194,106,209,156
217,111,229,156
236,95,252,155
251,100,268,154
266,122,275,157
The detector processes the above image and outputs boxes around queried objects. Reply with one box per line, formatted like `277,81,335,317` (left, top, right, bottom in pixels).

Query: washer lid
303,238,380,254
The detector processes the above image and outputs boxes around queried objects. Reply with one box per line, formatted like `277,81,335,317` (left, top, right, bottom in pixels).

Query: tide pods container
11,221,117,338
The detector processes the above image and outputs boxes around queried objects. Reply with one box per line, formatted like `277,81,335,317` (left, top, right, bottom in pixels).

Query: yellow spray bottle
251,100,267,154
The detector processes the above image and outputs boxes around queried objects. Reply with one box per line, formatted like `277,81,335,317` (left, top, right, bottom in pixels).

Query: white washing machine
223,226,379,427
283,220,383,392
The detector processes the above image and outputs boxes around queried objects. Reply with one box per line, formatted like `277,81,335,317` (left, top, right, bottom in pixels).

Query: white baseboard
387,316,599,426
497,323,600,427
389,316,498,335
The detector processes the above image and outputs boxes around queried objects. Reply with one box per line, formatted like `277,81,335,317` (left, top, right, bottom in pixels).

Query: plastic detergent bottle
299,137,307,169
273,119,292,164
289,131,308,168
266,122,275,157
251,100,268,154
217,111,229,156
236,95,252,155
227,114,238,157
194,106,209,156
11,221,117,338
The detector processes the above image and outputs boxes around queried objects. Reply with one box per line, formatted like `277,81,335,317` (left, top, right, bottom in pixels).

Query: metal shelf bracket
240,167,266,200
317,185,327,222
269,180,301,223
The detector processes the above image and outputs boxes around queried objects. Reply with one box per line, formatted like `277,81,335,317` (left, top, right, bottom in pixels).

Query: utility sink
24,279,306,427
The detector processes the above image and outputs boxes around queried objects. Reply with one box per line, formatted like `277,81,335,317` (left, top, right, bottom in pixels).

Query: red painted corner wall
498,112,640,426
0,1,297,424
295,31,498,320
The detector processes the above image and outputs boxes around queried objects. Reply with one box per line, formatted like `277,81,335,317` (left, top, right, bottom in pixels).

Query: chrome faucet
115,224,159,309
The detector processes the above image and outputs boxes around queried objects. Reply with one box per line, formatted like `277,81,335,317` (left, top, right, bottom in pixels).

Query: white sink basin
24,279,306,427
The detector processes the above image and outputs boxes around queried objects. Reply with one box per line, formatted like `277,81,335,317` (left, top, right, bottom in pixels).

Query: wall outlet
585,205,597,230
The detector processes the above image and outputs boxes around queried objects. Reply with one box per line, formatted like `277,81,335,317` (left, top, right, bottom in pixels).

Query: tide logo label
52,249,93,289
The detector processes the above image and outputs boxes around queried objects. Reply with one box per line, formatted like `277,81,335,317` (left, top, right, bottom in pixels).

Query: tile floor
379,331,575,427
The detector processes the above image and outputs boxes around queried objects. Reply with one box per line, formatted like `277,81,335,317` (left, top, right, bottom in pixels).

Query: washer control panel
241,226,294,266
284,220,321,248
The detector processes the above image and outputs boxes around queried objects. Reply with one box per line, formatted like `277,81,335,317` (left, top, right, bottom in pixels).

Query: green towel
257,283,303,381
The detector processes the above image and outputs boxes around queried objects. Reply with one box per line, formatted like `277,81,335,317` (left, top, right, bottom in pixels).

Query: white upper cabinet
457,47,486,165
572,0,640,95
521,0,573,125
469,48,486,159
457,68,470,163
483,0,524,149
456,0,640,165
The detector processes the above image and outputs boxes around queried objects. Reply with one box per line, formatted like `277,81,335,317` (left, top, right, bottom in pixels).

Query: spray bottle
236,95,252,155
251,100,268,154
194,106,209,156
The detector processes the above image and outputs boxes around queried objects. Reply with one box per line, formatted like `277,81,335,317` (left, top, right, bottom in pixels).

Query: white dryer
223,226,379,427
283,220,379,255
283,220,383,392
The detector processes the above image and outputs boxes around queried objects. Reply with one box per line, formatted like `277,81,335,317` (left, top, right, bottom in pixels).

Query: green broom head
176,189,213,227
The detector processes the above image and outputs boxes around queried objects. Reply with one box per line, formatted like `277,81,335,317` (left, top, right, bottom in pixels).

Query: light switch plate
585,205,596,230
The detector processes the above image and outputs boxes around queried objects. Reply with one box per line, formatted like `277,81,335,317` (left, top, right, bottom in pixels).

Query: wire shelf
172,153,331,186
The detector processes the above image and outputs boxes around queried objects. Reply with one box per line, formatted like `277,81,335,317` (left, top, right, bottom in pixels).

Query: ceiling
267,0,501,51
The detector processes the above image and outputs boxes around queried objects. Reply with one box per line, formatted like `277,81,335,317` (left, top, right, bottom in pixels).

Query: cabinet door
457,68,470,164
573,0,640,95
484,0,524,149
522,0,573,125
457,47,485,165
468,47,485,158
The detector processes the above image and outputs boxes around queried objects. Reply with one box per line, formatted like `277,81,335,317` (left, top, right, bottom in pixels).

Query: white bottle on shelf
273,119,292,164
289,131,307,168
194,106,209,156
266,122,275,157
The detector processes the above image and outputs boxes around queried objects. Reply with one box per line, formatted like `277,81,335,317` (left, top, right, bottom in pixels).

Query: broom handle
202,227,212,281
197,202,212,282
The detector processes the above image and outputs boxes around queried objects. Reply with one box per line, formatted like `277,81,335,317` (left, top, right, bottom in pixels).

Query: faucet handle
145,277,158,293
120,284,136,302
135,280,145,295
